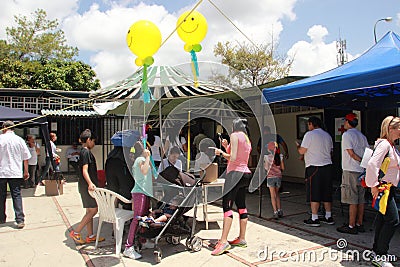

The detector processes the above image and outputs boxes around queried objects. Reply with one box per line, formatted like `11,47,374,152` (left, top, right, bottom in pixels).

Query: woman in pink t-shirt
211,118,252,256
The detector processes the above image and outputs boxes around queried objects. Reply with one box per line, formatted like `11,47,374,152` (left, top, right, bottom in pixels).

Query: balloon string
190,50,199,76
141,64,150,103
190,50,199,87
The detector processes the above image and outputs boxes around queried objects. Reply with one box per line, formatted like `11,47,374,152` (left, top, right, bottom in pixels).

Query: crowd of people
0,113,399,267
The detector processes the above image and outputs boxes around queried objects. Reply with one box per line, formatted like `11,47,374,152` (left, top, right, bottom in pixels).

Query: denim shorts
267,177,281,188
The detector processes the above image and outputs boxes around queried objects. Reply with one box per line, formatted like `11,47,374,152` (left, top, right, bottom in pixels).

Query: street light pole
374,17,393,43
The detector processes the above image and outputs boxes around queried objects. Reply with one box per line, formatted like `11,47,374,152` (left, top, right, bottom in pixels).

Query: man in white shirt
0,121,31,228
337,113,369,235
297,116,334,227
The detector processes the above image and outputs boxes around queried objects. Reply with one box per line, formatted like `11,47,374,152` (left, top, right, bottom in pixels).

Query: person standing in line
337,113,369,234
297,116,335,227
264,141,285,219
365,116,400,267
25,135,40,188
257,126,289,159
38,132,60,185
123,141,152,260
0,121,31,228
69,129,104,245
211,118,252,256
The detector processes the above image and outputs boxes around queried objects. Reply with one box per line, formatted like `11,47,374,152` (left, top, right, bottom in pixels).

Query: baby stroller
135,169,206,263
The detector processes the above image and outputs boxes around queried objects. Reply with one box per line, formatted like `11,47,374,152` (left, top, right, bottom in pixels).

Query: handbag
372,182,392,215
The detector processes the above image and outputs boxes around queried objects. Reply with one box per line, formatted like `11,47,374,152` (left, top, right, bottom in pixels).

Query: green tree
32,60,100,91
213,41,292,86
0,9,100,91
6,9,78,61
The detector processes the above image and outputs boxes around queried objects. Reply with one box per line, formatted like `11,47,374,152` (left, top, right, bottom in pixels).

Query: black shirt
78,147,98,189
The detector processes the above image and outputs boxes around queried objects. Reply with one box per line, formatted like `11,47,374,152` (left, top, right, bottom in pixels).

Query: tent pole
258,104,265,218
159,99,165,171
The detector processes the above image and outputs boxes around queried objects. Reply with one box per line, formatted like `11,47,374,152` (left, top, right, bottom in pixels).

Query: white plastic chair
89,188,133,255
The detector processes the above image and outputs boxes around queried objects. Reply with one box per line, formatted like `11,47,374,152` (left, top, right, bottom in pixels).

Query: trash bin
97,170,106,188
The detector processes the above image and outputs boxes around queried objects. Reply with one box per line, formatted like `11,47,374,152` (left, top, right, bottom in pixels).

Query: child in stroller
138,197,179,228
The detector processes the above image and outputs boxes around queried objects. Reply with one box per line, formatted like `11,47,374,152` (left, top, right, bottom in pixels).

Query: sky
0,0,399,88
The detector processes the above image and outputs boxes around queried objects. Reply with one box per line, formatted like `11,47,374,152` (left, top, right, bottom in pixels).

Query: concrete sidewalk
0,178,399,267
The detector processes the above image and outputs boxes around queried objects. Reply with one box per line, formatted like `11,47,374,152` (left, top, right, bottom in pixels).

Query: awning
41,109,99,117
90,65,232,100
262,31,400,110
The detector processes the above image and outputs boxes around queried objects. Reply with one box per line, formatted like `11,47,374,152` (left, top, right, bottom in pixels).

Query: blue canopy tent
0,105,56,170
262,31,400,110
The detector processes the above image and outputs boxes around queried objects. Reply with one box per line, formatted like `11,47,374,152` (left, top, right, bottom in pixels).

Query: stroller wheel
171,236,181,245
191,236,202,252
154,248,162,263
135,243,143,253
186,237,193,250
166,236,172,244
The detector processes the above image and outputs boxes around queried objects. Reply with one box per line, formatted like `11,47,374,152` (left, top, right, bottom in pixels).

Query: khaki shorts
341,170,365,205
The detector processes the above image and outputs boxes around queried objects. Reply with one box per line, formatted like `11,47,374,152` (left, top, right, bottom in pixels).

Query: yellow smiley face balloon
126,20,162,66
177,11,208,47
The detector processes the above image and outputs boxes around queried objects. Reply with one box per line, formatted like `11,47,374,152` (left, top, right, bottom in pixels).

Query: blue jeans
39,157,59,183
0,178,25,223
372,187,400,255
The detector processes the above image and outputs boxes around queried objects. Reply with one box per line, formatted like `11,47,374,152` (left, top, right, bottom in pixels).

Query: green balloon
144,56,154,66
193,44,202,52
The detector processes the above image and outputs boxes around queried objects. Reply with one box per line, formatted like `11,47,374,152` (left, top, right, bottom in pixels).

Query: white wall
273,109,324,180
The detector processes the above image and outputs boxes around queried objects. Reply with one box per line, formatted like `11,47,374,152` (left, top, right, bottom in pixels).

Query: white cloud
64,0,298,87
1,0,301,87
287,25,342,76
0,0,78,39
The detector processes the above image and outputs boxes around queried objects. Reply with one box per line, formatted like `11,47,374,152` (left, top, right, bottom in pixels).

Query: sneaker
372,257,394,267
69,231,86,244
123,246,142,259
228,237,247,248
273,211,279,219
356,224,366,233
85,235,105,243
211,241,231,256
303,218,320,227
336,224,358,235
277,209,283,218
320,217,335,225
16,222,25,229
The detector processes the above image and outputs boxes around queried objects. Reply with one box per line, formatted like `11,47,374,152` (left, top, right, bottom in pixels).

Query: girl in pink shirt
265,142,285,219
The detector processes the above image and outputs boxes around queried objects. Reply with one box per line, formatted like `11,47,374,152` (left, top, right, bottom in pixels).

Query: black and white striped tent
90,65,232,100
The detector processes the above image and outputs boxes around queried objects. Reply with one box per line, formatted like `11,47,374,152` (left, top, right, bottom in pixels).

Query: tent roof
90,65,232,100
0,105,46,125
262,31,400,110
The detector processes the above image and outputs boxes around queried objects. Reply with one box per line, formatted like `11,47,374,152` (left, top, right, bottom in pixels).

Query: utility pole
336,31,348,66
